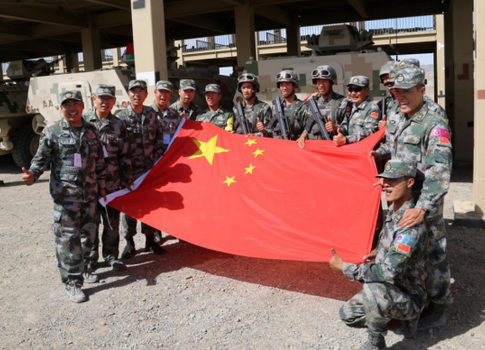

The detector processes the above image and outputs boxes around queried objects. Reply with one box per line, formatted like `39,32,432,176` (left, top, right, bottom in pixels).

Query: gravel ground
1,154,484,350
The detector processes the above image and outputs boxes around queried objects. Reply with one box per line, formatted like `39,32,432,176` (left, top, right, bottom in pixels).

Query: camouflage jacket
343,199,428,305
83,111,132,194
377,94,398,117
340,97,381,144
270,96,306,140
29,118,106,203
115,105,164,179
376,101,452,235
424,95,448,123
170,100,202,121
196,107,234,131
150,102,182,152
303,92,350,140
233,98,273,137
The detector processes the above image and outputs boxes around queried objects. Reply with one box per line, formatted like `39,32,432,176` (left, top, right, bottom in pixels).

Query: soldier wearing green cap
151,80,182,152
233,73,272,136
83,84,133,272
197,84,235,131
170,79,202,120
297,65,350,147
331,159,428,350
334,75,381,147
116,79,166,258
377,61,399,123
372,67,453,331
21,90,107,303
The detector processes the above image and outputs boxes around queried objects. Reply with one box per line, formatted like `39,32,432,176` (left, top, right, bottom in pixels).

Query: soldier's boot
82,271,99,283
153,231,162,244
417,302,447,331
144,234,167,255
121,238,137,260
107,257,126,271
358,332,386,350
393,317,419,339
65,283,87,303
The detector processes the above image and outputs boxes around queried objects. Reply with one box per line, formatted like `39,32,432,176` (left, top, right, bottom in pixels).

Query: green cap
60,90,82,104
205,83,221,93
128,79,147,91
379,61,396,77
156,80,173,92
180,79,196,90
95,84,116,98
376,159,417,179
390,68,425,89
398,58,420,69
347,75,369,87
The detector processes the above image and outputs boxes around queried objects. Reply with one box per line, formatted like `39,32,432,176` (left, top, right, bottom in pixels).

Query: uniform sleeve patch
439,137,450,145
431,128,450,139
394,234,417,256
371,112,379,118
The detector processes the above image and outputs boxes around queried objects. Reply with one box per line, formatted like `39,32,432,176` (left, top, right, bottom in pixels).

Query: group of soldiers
20,58,452,350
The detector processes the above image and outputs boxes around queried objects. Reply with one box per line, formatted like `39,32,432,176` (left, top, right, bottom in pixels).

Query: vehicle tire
12,124,40,169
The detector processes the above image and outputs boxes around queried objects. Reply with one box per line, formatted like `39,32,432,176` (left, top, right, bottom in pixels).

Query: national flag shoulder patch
371,112,379,118
431,128,451,140
439,137,450,145
394,234,417,256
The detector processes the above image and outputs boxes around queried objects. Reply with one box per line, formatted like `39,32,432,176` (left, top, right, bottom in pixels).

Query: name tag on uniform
74,153,82,167
163,133,171,145
103,145,109,158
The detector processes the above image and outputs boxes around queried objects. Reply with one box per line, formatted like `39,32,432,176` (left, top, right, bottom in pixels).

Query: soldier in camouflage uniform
84,84,132,272
372,67,453,331
21,90,107,303
170,79,202,120
268,70,306,140
233,73,272,137
197,84,234,130
378,61,398,124
115,80,166,258
151,80,182,152
334,76,381,146
297,65,350,147
331,160,428,350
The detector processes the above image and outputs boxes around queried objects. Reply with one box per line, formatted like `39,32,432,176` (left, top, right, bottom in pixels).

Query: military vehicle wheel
12,124,39,169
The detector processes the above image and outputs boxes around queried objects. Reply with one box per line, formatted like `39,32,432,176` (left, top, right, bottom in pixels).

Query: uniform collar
386,198,416,223
354,97,371,110
407,102,428,123
60,117,86,129
89,110,114,123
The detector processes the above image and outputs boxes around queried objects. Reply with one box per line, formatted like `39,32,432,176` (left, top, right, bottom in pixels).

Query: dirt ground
1,154,484,350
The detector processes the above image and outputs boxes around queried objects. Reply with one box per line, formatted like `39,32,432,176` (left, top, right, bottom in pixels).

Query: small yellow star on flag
244,164,256,174
253,149,264,158
189,135,229,165
223,176,236,186
245,139,257,147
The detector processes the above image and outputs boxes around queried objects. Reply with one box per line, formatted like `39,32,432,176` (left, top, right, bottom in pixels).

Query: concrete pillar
57,55,65,73
131,0,168,101
81,26,102,71
112,48,121,66
286,21,301,57
235,2,256,67
435,14,446,108
474,0,485,213
444,0,474,164
176,40,184,68
65,50,79,73
207,36,215,50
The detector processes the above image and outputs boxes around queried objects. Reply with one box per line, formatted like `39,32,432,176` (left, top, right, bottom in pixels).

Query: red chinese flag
108,121,384,263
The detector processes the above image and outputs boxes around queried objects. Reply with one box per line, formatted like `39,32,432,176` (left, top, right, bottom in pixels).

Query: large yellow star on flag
245,139,257,147
244,164,256,174
223,176,236,186
253,148,265,158
189,135,229,165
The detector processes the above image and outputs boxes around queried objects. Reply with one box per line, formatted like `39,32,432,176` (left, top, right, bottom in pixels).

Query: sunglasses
348,86,363,93
276,72,293,80
238,74,255,81
311,69,331,79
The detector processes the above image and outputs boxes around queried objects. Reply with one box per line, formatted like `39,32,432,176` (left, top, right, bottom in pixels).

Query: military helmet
379,61,396,78
237,73,260,92
311,65,337,84
276,70,299,88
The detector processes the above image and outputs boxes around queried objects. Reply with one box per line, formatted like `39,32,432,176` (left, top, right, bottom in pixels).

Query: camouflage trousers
89,204,121,264
426,235,452,306
120,213,156,239
52,200,97,286
340,283,424,334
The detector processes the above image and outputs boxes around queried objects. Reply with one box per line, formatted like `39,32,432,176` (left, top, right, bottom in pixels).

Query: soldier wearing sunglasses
334,75,381,147
297,65,350,148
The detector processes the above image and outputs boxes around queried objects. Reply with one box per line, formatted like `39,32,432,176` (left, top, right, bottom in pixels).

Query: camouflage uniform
270,96,306,140
233,98,272,137
302,92,350,140
116,102,164,238
151,103,182,152
340,96,381,144
376,68,453,307
83,101,132,265
197,84,234,131
28,91,106,286
170,79,202,120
